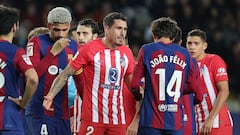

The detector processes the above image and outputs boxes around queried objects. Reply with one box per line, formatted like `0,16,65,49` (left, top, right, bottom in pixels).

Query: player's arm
26,37,70,77
201,80,229,135
126,100,142,135
130,48,144,101
20,68,39,108
8,49,39,109
9,68,39,109
43,64,76,111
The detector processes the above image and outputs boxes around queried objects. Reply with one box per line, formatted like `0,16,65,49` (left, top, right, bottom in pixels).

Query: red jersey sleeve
212,55,228,82
130,48,144,100
15,48,33,74
69,45,88,72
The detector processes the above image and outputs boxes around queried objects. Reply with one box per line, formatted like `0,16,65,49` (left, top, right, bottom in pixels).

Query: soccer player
68,18,100,134
130,17,203,135
186,29,233,135
0,5,38,135
20,26,49,135
76,18,100,45
43,12,135,135
24,7,78,135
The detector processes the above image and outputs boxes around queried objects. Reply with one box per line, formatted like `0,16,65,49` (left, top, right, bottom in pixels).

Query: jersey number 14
155,68,182,102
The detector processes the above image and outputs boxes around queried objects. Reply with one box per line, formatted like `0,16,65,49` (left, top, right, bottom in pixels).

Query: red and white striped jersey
195,54,233,132
70,38,135,125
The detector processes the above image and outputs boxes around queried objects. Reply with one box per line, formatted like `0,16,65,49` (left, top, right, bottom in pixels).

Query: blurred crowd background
1,0,240,112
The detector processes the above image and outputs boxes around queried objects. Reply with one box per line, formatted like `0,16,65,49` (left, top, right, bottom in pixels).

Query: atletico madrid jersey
25,34,78,120
131,42,202,130
70,38,135,125
0,40,33,130
195,54,233,132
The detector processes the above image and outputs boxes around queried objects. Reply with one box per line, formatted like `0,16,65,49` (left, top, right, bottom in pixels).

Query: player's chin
116,40,124,46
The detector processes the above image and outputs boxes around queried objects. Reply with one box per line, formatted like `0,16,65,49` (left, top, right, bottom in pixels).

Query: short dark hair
151,17,178,40
174,26,182,44
0,5,20,35
187,29,207,42
78,18,100,34
103,12,127,28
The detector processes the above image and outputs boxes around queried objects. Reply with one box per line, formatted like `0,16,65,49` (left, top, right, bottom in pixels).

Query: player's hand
200,118,214,135
43,94,54,111
51,38,70,56
8,96,25,110
126,119,139,135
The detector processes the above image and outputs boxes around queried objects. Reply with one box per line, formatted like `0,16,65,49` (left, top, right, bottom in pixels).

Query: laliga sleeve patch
22,54,33,65
26,42,34,56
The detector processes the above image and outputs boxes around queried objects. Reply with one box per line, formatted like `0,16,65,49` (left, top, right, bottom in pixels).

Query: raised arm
27,37,70,77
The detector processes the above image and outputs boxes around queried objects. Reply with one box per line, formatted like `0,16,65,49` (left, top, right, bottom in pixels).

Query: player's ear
12,23,17,33
47,23,51,29
203,42,208,50
93,33,98,39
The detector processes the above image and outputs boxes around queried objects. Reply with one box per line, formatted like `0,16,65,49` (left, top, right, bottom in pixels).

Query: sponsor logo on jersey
216,67,227,76
158,104,178,112
108,68,118,83
48,65,58,75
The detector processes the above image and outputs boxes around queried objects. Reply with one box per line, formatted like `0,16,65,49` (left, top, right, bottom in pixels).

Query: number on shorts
86,126,94,135
40,124,48,135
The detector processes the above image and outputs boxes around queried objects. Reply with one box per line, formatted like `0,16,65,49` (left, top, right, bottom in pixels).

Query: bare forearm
21,69,39,107
208,81,229,120
48,73,68,97
208,89,229,120
48,65,76,98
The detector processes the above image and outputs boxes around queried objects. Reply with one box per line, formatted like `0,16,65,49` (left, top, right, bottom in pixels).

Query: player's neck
0,34,13,43
155,37,173,44
102,37,117,49
196,53,206,61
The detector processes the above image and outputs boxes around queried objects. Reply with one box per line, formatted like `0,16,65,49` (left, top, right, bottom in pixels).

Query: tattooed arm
43,64,76,111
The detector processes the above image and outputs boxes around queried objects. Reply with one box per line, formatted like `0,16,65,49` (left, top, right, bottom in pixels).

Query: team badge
120,57,126,67
216,67,227,76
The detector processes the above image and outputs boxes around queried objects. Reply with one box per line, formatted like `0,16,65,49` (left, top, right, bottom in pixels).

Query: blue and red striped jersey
0,40,33,130
131,42,202,130
25,34,78,120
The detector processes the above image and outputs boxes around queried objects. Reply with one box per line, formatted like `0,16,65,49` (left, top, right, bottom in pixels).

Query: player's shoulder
205,54,224,62
1,41,22,53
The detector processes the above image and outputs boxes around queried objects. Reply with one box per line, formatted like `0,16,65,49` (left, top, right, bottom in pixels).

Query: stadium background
1,0,239,134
